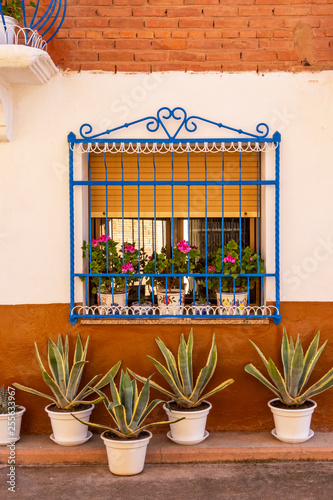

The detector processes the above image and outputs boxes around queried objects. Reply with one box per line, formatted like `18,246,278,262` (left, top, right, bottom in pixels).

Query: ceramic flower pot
163,401,212,445
216,291,248,315
157,289,185,315
131,301,153,315
101,430,152,476
45,404,94,446
0,16,18,44
268,398,317,443
99,291,127,315
0,407,25,445
192,302,212,315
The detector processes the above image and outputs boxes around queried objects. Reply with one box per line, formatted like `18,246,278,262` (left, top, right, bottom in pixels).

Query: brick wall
48,0,333,72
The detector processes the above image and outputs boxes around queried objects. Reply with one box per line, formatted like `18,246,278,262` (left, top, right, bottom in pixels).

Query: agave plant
13,334,121,410
73,370,181,438
128,328,234,409
245,329,333,406
0,386,9,414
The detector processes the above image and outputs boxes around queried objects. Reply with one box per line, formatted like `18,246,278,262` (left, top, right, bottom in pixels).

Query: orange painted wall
1,302,333,434
47,0,333,72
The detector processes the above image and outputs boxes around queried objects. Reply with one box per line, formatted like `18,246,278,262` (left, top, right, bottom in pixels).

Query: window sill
80,318,270,325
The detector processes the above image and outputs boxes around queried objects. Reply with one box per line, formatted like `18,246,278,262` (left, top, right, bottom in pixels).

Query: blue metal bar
88,152,92,304
256,150,260,272
104,152,109,273
137,153,141,305
274,133,281,324
204,152,208,304
73,137,276,145
69,143,76,325
75,272,276,279
121,152,125,303
239,150,242,265
171,151,174,275
153,153,157,278
73,180,276,187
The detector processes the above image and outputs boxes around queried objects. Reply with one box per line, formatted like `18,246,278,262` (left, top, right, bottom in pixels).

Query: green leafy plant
144,241,199,291
74,370,182,439
245,329,333,406
1,0,35,22
211,239,264,293
13,335,121,410
82,236,147,294
129,328,234,409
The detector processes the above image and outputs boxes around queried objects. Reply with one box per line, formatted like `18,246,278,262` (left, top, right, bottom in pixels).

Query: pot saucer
271,428,314,444
50,430,93,447
166,430,209,446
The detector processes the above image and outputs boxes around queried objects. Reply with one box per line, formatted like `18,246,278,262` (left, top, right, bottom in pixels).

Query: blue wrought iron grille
68,107,281,324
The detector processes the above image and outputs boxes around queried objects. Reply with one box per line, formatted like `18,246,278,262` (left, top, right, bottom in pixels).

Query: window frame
68,107,281,325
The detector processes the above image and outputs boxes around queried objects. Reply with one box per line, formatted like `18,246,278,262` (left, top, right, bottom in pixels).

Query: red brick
257,62,291,72
99,51,134,62
133,7,167,16
221,30,240,38
119,31,137,39
239,30,257,38
134,51,170,61
69,30,86,38
115,39,152,50
188,30,205,39
318,18,333,28
170,51,205,62
187,63,223,71
326,28,333,37
316,49,333,61
80,62,116,72
256,0,289,4
314,39,330,49
78,0,118,4
56,30,69,39
259,39,294,50
172,31,189,38
313,28,327,38
214,18,249,29
96,7,133,17
312,5,333,16
274,29,292,38
66,7,97,17
239,6,275,16
86,31,103,39
256,29,274,38
154,31,171,38
187,39,221,49
206,51,240,61
206,30,223,38
248,18,284,28
151,62,188,71
117,62,151,72
222,39,259,50
184,0,219,4
61,19,76,29
242,50,278,61
75,19,109,28
203,6,238,17
79,40,115,50
145,19,179,28
152,39,187,50
274,6,311,16
179,19,213,28
103,31,121,39
277,51,299,61
149,0,184,4
67,50,98,61
113,0,146,4
222,62,258,72
137,30,155,38
167,8,202,17
109,19,144,28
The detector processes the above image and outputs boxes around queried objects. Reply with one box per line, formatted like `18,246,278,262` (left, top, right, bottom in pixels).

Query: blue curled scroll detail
78,106,270,140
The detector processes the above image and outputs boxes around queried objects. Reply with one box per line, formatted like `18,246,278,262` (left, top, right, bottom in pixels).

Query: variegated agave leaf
245,330,333,406
129,329,234,409
13,335,122,410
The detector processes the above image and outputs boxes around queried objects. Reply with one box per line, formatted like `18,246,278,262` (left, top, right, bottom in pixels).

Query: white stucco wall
0,70,332,304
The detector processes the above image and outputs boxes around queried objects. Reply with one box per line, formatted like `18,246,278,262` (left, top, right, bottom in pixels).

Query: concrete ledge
1,432,333,465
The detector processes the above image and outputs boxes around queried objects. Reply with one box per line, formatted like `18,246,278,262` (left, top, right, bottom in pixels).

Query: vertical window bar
275,139,281,317
256,150,260,272
171,151,174,276
88,152,92,308
121,152,126,306
137,152,141,305
69,144,75,321
239,149,242,264
153,153,157,276
104,153,109,274
221,150,225,273
204,151,208,304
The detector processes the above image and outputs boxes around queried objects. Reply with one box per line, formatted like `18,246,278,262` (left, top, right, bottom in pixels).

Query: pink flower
124,244,135,254
122,262,134,273
177,240,191,254
250,257,253,261
223,252,236,264
208,266,216,272
148,255,154,261
98,235,110,243
91,239,99,247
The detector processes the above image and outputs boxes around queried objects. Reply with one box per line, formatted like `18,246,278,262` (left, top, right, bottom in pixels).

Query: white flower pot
132,301,153,315
163,401,212,445
99,291,127,315
0,407,25,445
268,398,317,443
157,289,185,315
192,302,212,315
101,430,152,476
45,404,94,446
0,16,18,44
216,291,248,315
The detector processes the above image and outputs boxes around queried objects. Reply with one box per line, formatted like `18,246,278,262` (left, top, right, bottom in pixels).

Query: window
69,107,281,324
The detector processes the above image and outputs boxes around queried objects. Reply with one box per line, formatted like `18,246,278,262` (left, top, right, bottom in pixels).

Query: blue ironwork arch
78,106,270,142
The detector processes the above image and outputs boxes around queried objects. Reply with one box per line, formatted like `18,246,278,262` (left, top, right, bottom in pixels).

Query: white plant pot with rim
0,406,25,445
101,430,152,476
99,291,127,315
0,16,18,44
163,401,212,445
216,291,248,315
157,289,185,315
45,404,94,446
268,398,317,443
